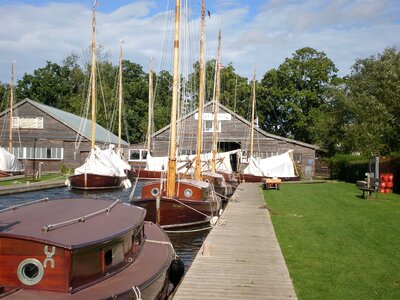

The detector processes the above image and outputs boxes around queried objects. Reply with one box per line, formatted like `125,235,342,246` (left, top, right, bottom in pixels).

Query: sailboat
209,30,238,194
0,62,24,177
236,70,298,182
235,69,267,183
130,0,222,228
0,197,183,299
67,3,129,190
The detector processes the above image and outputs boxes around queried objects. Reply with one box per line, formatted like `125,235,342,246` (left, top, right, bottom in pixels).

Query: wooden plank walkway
173,182,297,299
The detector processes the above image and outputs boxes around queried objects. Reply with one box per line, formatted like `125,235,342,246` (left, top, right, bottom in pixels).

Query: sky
0,0,399,84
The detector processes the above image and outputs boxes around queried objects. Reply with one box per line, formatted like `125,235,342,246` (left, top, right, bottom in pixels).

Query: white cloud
0,0,399,84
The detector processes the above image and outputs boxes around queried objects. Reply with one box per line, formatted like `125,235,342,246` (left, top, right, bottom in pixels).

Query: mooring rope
164,226,213,234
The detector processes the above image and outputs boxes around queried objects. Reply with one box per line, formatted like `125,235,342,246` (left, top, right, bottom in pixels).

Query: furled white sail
0,147,24,173
145,149,239,173
75,145,129,177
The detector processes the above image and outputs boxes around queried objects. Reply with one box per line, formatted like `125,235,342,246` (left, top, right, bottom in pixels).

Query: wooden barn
129,101,318,178
0,98,128,175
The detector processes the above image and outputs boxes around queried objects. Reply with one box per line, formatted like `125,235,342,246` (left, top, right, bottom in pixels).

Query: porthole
204,179,210,183
184,188,193,198
17,258,44,286
151,187,160,197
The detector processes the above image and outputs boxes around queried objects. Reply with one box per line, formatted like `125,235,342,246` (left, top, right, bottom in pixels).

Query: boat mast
211,29,222,172
194,0,206,180
250,68,256,158
147,58,153,153
90,1,97,150
9,62,14,152
166,0,181,198
118,42,123,151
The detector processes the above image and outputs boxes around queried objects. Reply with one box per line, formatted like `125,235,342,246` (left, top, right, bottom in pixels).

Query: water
0,186,209,272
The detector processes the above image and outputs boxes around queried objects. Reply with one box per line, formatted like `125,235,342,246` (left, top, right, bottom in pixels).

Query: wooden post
211,30,222,172
250,69,256,158
90,2,97,150
166,0,181,198
195,0,206,180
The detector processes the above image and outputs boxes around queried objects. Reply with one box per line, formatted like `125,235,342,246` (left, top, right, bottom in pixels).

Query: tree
339,47,400,156
259,47,338,143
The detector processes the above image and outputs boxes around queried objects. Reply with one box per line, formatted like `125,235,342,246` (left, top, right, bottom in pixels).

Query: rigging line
74,67,92,153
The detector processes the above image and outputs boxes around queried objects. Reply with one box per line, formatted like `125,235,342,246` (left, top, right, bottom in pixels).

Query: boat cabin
0,198,145,295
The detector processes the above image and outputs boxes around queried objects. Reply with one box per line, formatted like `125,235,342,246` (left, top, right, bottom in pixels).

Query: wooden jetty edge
173,182,297,299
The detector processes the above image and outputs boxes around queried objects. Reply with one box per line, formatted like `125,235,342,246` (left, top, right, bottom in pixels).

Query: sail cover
145,149,240,173
0,147,24,173
243,150,296,178
74,145,129,177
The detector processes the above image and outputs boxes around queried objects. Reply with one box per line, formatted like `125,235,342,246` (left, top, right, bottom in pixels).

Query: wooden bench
263,178,282,190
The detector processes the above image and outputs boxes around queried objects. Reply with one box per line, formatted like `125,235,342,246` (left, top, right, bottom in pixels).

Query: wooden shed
129,101,317,178
0,98,128,174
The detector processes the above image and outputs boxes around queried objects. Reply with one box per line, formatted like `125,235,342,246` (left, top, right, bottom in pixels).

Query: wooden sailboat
0,62,24,177
0,197,183,299
210,30,238,194
171,3,231,200
236,69,266,183
67,4,128,190
130,0,222,229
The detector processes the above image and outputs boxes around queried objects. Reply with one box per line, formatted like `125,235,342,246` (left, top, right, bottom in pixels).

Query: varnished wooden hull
68,173,126,190
132,180,222,228
0,198,175,299
131,168,164,180
235,173,266,183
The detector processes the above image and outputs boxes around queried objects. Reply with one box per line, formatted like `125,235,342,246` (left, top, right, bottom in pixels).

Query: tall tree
259,47,338,143
341,47,400,156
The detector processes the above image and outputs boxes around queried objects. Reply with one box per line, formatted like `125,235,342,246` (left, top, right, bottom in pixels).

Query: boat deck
173,182,297,299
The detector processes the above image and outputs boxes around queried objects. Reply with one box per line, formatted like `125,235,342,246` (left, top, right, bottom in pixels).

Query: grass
0,173,65,186
264,181,400,300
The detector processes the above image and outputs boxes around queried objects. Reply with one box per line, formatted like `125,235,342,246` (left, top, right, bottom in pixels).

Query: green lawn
0,173,65,186
264,181,400,300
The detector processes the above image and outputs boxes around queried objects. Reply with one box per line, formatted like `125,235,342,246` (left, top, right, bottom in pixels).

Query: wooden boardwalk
173,182,297,299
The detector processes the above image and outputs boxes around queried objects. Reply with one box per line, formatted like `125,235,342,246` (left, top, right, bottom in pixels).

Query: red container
382,175,389,182
388,174,393,182
380,188,386,193
385,188,392,193
380,182,386,188
386,182,393,189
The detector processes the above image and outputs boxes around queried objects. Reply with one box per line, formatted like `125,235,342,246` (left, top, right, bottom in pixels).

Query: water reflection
0,185,209,272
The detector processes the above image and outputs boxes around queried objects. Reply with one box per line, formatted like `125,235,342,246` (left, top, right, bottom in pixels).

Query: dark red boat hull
67,173,126,190
132,180,222,228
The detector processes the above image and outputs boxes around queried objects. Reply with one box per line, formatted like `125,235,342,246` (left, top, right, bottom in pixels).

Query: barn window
12,117,44,129
12,147,64,160
293,153,302,162
204,121,221,132
129,149,148,161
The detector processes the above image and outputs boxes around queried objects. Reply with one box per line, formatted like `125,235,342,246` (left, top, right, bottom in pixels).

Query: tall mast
118,42,123,151
194,0,206,180
90,1,97,150
211,29,222,172
166,0,181,198
9,62,14,152
147,58,153,153
250,68,256,158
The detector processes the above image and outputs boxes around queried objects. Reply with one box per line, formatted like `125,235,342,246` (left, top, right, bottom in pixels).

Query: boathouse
0,98,128,174
129,101,318,178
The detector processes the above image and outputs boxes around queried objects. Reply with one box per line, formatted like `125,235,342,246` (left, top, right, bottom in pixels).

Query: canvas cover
75,145,130,178
243,150,296,178
0,147,24,172
145,149,239,173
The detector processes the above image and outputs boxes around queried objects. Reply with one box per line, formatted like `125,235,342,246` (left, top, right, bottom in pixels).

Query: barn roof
153,100,317,150
2,98,128,147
